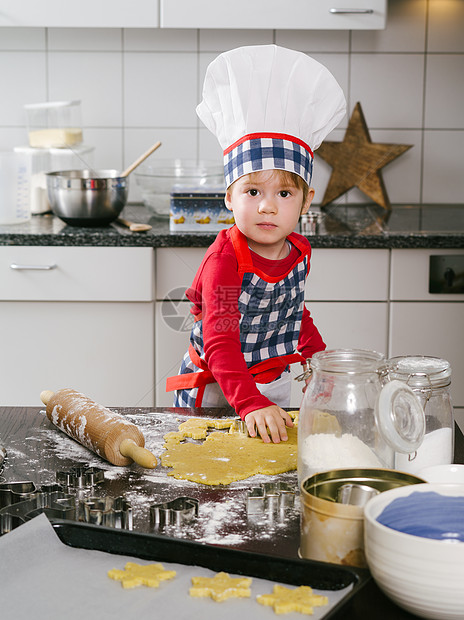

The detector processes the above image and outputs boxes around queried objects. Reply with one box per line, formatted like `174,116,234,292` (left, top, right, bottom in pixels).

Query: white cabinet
155,247,204,406
0,246,155,407
306,248,389,301
0,0,385,29
294,248,389,406
0,0,159,28
389,249,464,407
155,300,192,406
160,0,387,29
155,247,205,299
305,248,389,353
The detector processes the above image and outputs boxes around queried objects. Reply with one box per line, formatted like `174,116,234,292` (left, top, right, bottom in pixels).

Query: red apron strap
287,232,311,275
229,225,254,278
165,370,215,391
195,385,207,407
166,351,306,392
165,344,215,392
248,352,306,383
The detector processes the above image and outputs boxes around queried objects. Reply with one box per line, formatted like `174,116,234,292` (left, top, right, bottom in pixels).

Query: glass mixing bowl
134,159,224,218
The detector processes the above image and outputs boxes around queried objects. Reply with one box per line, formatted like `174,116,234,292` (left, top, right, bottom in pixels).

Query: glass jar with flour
384,356,454,474
297,349,426,484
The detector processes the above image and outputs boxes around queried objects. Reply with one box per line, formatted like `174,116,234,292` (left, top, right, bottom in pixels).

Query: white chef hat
197,44,346,188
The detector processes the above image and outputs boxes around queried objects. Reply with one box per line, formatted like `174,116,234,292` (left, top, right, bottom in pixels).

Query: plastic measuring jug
0,151,31,224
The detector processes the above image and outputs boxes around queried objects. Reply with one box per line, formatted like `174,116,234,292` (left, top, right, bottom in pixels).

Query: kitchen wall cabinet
154,247,390,408
160,0,387,30
0,246,155,407
389,249,464,408
0,0,159,28
0,0,385,30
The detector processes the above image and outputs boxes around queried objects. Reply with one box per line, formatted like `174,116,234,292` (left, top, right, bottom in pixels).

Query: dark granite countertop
1,203,463,249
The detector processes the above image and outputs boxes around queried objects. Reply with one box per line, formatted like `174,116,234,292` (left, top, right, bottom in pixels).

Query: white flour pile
395,427,453,474
300,433,383,476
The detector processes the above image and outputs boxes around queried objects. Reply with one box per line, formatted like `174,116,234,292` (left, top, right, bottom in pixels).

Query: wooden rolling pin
40,388,157,468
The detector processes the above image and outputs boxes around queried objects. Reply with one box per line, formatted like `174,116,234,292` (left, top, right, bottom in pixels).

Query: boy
166,45,346,443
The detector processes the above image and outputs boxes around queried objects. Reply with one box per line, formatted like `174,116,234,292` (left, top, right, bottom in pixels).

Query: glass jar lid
310,348,386,374
375,380,426,453
387,356,451,389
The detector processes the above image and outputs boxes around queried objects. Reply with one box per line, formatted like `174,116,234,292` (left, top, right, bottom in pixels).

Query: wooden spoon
120,141,162,178
117,218,152,232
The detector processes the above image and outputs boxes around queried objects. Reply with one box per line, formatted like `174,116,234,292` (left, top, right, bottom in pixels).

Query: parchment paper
0,514,353,620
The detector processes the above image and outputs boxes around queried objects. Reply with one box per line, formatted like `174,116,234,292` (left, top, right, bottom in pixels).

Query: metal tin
169,185,232,232
300,468,425,568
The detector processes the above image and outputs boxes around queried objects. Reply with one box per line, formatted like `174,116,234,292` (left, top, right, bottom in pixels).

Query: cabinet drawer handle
10,263,57,271
329,8,374,13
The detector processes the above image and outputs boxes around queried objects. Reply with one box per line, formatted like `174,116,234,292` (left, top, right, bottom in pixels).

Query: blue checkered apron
170,228,308,407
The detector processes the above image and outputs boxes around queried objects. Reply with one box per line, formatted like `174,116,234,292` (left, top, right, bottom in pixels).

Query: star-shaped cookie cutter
83,496,133,529
0,480,37,509
0,483,76,535
56,464,105,489
150,496,199,528
246,482,295,515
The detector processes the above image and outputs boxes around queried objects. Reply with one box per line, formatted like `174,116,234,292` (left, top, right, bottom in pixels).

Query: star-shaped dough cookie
257,584,328,615
108,562,176,589
317,101,412,211
189,571,252,602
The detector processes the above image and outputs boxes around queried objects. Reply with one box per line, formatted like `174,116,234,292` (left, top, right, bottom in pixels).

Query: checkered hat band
224,135,313,187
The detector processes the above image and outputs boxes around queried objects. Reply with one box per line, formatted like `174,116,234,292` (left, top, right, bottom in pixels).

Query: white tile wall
0,0,463,206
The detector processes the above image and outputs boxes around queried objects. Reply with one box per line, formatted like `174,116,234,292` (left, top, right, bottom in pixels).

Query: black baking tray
51,519,370,619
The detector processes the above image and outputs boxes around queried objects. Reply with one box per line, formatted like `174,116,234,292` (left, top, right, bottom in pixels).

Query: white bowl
364,483,464,619
419,464,464,484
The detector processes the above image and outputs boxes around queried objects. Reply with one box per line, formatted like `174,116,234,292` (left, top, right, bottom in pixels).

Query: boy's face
225,170,314,258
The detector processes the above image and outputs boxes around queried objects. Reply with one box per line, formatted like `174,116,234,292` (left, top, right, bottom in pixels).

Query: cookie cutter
232,420,249,436
0,481,37,509
246,482,295,515
0,443,6,475
56,465,105,489
82,496,133,529
336,483,380,506
150,496,199,528
0,484,76,535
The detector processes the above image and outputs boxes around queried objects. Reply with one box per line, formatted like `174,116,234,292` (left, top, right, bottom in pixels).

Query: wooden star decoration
317,102,412,211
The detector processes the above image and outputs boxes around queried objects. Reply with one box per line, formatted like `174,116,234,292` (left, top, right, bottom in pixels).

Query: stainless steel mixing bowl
46,169,128,227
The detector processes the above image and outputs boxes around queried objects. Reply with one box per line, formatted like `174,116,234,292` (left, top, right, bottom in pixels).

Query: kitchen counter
0,203,463,249
1,405,463,619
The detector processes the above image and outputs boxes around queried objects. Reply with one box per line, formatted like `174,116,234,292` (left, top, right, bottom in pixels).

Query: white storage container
24,100,83,148
14,145,95,214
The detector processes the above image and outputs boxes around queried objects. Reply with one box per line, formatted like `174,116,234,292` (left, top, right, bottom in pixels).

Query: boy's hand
245,405,293,444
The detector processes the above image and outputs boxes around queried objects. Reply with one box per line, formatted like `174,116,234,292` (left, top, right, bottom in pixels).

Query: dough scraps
256,584,328,615
161,419,298,485
189,571,252,602
164,417,235,443
108,562,176,589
